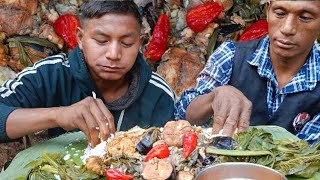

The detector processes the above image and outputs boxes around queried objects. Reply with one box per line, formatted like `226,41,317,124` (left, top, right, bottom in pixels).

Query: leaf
40,164,58,174
235,128,274,151
63,138,87,166
253,126,300,141
7,38,32,66
24,159,46,169
42,152,60,168
275,154,320,178
211,127,320,178
15,36,57,49
206,29,218,61
206,147,272,156
0,132,87,179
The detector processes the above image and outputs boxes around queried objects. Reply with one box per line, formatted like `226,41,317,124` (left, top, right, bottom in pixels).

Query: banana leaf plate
0,126,319,180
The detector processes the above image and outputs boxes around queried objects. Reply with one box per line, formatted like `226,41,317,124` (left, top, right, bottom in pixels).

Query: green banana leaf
253,125,300,141
0,132,87,180
0,126,319,180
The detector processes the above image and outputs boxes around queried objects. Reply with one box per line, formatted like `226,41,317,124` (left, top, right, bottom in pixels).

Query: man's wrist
47,107,62,128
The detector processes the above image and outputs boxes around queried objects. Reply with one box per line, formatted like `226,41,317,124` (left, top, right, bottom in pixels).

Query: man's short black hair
80,0,142,27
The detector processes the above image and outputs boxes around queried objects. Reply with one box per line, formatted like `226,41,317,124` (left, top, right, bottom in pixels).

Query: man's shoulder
15,53,70,80
28,53,70,70
147,72,176,102
234,36,267,49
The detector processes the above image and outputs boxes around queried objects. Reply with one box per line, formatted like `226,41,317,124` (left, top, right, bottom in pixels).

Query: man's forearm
186,92,214,125
6,108,60,139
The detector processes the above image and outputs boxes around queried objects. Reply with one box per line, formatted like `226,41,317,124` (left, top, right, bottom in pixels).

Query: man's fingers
212,114,225,134
237,101,252,132
210,86,253,136
96,99,116,133
222,106,240,136
82,110,100,147
95,115,110,142
89,99,111,141
212,98,229,134
222,117,238,136
76,118,91,144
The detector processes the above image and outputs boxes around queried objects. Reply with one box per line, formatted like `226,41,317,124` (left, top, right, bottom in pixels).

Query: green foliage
22,152,99,180
206,127,320,179
0,132,87,179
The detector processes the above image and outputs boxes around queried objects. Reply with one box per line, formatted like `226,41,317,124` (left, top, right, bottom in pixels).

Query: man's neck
270,52,308,90
95,77,129,103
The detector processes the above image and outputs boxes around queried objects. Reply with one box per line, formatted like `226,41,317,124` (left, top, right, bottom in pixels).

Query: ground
0,141,26,170
0,131,48,171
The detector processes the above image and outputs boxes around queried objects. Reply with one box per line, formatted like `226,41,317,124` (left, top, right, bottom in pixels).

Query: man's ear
76,27,84,50
139,35,144,47
266,1,271,23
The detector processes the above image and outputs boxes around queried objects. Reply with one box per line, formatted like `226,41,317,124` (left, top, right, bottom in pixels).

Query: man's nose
105,42,122,60
280,15,297,36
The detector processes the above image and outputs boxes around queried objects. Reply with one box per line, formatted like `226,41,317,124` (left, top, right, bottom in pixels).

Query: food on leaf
162,120,192,147
183,131,198,158
210,136,236,150
142,158,173,180
136,128,161,155
106,168,134,180
145,144,170,162
15,122,320,180
85,156,105,175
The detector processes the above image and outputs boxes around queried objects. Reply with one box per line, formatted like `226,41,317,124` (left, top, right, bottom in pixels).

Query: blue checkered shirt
175,36,320,144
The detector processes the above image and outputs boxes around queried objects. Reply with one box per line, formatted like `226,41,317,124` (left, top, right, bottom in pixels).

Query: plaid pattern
175,36,320,144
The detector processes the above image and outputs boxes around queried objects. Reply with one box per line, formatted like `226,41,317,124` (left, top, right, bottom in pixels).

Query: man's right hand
211,85,252,136
56,97,115,147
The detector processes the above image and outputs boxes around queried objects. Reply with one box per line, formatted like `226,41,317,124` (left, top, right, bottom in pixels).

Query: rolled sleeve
0,103,19,142
174,88,200,119
174,40,236,119
297,114,320,145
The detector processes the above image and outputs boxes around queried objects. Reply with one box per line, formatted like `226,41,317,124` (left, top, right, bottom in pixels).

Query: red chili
105,168,134,180
144,144,170,162
238,20,268,41
183,131,197,158
144,14,170,62
186,2,224,33
53,14,81,50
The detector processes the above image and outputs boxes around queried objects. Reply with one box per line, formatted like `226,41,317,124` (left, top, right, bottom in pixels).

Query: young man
175,0,320,144
0,0,175,147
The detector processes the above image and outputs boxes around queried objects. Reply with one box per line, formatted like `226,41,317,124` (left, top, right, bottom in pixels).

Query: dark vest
229,38,320,134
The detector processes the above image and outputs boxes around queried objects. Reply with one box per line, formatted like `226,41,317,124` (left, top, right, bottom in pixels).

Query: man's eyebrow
92,29,108,36
271,3,320,14
92,29,137,38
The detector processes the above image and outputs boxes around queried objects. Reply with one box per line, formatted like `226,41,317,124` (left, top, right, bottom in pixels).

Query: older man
175,0,320,144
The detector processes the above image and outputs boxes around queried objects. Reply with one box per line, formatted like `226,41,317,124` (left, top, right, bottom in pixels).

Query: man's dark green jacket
0,46,176,142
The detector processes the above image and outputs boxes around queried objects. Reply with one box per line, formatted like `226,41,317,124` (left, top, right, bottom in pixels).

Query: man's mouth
275,39,295,49
99,65,121,72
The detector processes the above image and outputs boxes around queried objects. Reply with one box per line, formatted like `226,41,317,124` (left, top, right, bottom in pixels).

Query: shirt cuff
0,104,19,142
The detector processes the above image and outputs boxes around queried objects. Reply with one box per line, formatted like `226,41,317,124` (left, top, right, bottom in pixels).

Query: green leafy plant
206,128,320,178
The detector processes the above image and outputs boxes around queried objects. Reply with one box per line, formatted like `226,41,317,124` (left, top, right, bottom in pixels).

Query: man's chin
271,46,295,60
101,76,122,81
